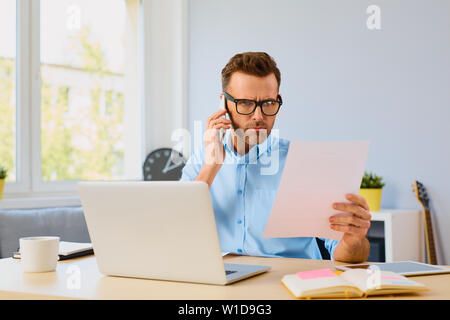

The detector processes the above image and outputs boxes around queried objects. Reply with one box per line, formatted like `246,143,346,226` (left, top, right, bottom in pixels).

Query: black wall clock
143,148,186,181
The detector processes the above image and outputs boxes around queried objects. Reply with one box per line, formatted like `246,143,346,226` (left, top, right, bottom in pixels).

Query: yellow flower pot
359,188,382,212
0,179,5,200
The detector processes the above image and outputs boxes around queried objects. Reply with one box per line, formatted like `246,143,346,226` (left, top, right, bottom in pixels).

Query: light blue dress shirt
180,130,338,260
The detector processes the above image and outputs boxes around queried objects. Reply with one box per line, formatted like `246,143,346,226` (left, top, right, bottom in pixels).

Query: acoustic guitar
413,180,437,265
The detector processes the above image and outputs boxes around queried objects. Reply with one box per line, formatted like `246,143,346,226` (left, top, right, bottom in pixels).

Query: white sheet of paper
59,241,93,255
262,141,370,241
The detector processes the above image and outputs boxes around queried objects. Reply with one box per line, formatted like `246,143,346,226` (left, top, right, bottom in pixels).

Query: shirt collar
223,129,275,164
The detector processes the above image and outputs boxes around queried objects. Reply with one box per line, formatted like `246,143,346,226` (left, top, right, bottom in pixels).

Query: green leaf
360,171,385,189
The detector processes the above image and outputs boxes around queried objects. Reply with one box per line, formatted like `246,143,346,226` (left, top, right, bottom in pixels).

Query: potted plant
359,171,385,212
0,167,7,200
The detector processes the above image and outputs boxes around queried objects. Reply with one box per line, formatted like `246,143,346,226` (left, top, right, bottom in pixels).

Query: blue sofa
0,206,91,259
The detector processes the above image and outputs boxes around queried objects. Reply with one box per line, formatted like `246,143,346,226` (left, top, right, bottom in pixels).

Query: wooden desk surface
0,254,449,300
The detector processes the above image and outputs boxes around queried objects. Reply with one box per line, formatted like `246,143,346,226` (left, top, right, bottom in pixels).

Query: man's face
225,72,280,149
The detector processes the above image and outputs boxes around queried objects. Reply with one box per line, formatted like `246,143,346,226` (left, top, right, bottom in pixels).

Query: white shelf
368,209,425,263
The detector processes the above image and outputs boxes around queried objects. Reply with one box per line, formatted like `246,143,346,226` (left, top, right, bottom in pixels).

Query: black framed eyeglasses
223,92,282,116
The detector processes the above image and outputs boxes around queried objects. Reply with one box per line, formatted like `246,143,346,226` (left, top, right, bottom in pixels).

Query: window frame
5,0,145,196
5,0,32,194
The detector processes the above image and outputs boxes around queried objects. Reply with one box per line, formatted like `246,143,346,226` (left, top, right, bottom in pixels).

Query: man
181,52,371,263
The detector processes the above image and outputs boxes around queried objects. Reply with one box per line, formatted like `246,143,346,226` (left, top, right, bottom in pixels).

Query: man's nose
252,106,265,121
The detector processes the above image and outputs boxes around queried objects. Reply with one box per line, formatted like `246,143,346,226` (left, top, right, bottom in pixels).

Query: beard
227,110,271,153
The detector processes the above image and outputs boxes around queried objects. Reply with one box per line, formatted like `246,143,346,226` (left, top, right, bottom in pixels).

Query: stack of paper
263,141,370,241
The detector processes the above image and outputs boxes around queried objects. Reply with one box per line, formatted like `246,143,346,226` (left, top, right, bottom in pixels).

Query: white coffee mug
19,236,60,273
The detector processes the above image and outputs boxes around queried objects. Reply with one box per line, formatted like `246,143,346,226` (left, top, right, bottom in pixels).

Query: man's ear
276,94,283,119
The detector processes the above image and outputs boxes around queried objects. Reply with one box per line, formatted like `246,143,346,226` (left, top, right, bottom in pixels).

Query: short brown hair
221,52,281,91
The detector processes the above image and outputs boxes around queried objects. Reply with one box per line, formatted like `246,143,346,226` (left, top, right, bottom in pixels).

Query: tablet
335,261,450,276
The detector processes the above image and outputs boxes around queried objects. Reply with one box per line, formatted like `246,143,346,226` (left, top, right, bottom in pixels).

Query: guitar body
413,180,438,265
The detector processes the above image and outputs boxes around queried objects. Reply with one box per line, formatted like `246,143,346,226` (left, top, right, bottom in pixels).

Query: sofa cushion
0,206,90,259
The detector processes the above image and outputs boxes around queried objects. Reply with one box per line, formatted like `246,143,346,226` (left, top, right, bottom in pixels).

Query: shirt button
237,220,242,225
238,190,243,195
237,249,242,253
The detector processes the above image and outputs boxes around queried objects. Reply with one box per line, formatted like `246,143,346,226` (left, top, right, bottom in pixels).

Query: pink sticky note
263,141,370,241
296,268,338,280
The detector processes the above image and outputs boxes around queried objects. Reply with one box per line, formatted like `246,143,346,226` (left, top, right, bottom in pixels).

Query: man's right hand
204,109,232,166
195,109,231,188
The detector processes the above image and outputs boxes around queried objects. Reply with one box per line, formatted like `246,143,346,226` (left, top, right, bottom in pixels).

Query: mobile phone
219,94,228,140
220,94,228,116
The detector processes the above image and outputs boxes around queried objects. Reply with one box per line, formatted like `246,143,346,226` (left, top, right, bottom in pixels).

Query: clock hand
162,156,183,174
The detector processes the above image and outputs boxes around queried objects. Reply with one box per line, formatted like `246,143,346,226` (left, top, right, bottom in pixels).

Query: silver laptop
78,181,270,285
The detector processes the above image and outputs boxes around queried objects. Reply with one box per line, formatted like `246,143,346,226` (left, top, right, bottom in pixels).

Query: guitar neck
423,209,437,265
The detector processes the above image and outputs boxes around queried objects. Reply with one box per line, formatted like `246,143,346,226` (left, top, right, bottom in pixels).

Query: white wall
142,0,188,155
188,0,450,264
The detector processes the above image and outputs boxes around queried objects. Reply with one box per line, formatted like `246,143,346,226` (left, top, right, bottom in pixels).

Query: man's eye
241,101,254,107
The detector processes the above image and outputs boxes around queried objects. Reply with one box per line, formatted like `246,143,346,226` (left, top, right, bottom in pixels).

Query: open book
282,268,429,299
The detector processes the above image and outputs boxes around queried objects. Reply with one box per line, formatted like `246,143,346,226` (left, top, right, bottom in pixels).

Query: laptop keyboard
225,270,237,275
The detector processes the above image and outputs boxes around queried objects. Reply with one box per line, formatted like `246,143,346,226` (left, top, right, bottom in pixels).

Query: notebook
282,268,429,299
58,241,94,260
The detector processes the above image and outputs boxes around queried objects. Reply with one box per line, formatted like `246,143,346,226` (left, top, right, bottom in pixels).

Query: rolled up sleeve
321,238,339,261
179,148,203,182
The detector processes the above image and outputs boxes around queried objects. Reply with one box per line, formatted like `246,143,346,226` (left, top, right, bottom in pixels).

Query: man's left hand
330,194,372,246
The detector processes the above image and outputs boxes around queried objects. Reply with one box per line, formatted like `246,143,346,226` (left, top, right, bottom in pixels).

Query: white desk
1,254,449,300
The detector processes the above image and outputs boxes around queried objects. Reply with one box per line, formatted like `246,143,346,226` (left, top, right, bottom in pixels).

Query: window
40,0,140,182
2,0,143,196
0,0,17,182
